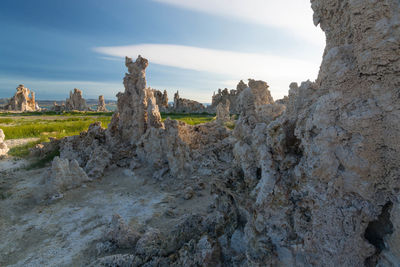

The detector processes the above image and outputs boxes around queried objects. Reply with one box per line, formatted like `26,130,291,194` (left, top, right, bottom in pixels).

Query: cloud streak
94,43,321,99
94,44,317,78
153,0,325,47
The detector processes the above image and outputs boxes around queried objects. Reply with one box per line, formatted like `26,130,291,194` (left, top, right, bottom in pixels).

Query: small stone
183,187,195,200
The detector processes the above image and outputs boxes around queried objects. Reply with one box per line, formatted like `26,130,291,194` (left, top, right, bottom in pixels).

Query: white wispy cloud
94,43,320,99
152,0,325,47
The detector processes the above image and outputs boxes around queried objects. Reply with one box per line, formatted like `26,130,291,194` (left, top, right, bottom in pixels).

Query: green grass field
161,112,215,125
0,111,216,158
0,112,215,140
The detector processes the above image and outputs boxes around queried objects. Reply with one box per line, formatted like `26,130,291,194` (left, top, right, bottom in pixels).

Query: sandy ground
0,138,40,172
0,160,213,266
5,138,40,148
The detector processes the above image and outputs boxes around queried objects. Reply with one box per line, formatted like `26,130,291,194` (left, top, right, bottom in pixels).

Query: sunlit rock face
49,0,400,263
5,84,40,112
210,79,273,115
216,100,230,124
225,0,400,265
109,56,155,145
151,88,168,110
65,88,90,111
0,129,9,156
172,91,206,113
97,95,108,112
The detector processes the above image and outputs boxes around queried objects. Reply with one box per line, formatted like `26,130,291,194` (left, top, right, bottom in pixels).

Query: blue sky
0,0,325,102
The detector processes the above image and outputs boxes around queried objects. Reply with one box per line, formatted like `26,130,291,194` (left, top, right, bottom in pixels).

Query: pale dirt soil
5,138,40,148
0,138,40,172
0,160,213,266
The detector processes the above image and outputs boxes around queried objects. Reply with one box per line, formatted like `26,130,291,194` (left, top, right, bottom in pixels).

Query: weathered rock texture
0,129,9,156
58,55,231,182
42,156,90,198
216,100,230,124
52,1,400,263
97,95,108,112
51,102,65,112
65,88,89,111
172,91,205,113
151,89,168,109
5,84,40,111
210,79,273,114
219,0,400,266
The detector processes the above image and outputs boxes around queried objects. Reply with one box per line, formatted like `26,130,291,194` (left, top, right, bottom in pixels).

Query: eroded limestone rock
216,100,230,124
223,0,400,265
60,122,111,179
0,129,9,156
65,88,89,111
210,79,273,115
173,91,205,113
42,156,90,198
5,84,39,111
52,4,400,262
106,214,140,248
97,95,108,112
151,88,168,109
109,56,151,144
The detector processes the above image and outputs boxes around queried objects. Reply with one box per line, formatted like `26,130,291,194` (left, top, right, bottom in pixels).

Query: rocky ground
0,161,216,266
1,0,399,266
5,138,40,148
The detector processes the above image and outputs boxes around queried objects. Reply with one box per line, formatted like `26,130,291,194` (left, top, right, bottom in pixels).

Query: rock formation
173,91,205,113
58,55,230,180
42,156,90,199
97,95,108,112
5,84,40,111
216,100,230,124
151,89,168,110
210,79,273,114
0,129,9,156
51,102,65,112
211,80,246,114
222,0,400,265
65,88,89,111
41,0,400,263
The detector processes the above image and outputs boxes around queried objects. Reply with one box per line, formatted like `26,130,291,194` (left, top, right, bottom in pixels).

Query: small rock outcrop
210,80,246,114
52,102,65,112
210,79,273,114
109,55,162,145
173,91,205,113
52,2,400,261
0,129,9,156
65,88,89,111
216,100,230,124
222,0,400,266
151,89,168,110
5,84,40,111
106,214,140,248
42,156,90,198
97,95,108,112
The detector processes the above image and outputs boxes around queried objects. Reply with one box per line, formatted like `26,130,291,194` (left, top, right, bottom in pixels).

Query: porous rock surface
172,91,206,113
216,100,230,124
10,0,400,265
151,88,169,110
210,79,273,114
41,156,90,199
0,129,9,156
97,95,108,112
5,84,40,111
224,0,400,266
65,88,90,111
